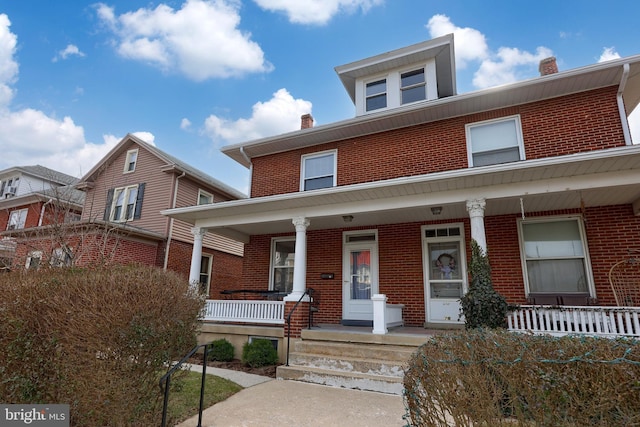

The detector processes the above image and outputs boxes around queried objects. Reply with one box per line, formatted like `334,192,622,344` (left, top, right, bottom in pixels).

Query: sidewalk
176,365,407,427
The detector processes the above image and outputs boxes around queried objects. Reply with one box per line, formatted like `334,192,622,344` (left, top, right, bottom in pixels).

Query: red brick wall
250,86,623,197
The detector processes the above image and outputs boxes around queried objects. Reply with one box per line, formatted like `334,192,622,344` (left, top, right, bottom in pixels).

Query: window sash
124,149,138,172
271,239,295,293
198,190,213,205
401,69,426,104
366,79,387,111
302,152,335,191
8,209,27,230
467,117,523,167
111,185,138,222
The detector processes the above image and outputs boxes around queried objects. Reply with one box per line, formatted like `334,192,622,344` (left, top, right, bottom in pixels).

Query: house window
401,68,426,104
25,251,42,269
50,246,73,267
519,217,593,295
1,177,19,198
270,238,295,293
104,183,145,222
124,149,138,173
199,254,213,295
7,209,27,230
198,190,213,205
301,151,336,191
366,79,387,111
466,116,524,167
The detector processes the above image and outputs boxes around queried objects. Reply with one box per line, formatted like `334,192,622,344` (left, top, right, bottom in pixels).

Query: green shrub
459,239,510,329
207,339,235,362
0,264,204,426
404,329,640,427
241,339,278,368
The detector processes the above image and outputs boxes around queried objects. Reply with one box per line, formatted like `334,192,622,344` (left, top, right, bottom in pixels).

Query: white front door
342,231,379,323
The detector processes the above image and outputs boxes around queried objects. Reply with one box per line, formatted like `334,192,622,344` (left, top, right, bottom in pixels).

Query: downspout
617,63,632,146
38,198,53,226
240,146,253,198
163,170,186,270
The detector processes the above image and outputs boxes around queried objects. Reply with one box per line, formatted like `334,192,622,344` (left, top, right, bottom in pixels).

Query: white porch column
188,227,206,289
284,217,310,302
466,199,487,253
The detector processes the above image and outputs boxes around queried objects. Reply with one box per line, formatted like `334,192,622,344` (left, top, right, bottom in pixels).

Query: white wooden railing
202,300,285,325
508,305,640,338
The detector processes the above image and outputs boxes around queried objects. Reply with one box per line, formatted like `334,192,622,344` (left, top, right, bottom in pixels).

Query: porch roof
162,145,640,243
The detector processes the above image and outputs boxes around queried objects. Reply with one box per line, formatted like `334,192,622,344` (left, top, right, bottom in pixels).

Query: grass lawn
166,370,243,425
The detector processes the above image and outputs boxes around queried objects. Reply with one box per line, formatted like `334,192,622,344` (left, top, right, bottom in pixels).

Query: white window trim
109,184,139,222
25,250,42,269
7,208,28,230
198,189,214,205
269,237,295,292
517,215,595,297
123,149,139,173
465,115,525,167
200,254,213,295
300,149,337,191
343,229,378,244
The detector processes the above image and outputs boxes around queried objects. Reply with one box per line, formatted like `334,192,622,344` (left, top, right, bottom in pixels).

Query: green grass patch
166,370,243,425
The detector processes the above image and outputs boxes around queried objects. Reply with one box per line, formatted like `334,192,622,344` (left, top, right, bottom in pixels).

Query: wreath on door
435,253,456,279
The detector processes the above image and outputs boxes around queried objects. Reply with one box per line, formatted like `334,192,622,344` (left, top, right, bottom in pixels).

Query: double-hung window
366,79,387,112
301,151,336,191
199,254,213,295
519,217,592,296
105,183,145,222
7,209,27,230
466,116,524,167
270,238,295,293
401,68,426,104
124,149,138,173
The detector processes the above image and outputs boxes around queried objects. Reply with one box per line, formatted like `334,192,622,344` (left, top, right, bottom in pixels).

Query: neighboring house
165,34,640,336
0,165,84,271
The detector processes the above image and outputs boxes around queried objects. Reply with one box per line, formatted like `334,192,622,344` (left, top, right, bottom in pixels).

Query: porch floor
303,323,448,347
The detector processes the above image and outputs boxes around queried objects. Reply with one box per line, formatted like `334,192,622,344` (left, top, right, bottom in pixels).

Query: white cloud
427,14,552,90
598,47,620,62
253,0,383,25
95,0,272,81
0,14,18,108
204,88,312,145
180,118,192,130
52,44,85,62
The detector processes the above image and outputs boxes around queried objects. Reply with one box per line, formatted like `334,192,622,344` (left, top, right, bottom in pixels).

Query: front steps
277,327,431,395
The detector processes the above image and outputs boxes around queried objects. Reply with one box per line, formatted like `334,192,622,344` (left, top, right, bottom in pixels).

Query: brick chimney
539,57,558,76
301,113,314,129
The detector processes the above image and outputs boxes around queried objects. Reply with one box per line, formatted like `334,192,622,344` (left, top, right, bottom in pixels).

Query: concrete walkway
176,365,407,427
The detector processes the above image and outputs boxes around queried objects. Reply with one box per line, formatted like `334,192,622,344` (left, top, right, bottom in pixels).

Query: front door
342,231,379,324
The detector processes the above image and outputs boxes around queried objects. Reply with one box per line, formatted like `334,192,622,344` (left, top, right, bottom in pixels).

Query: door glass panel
349,250,371,300
428,241,463,300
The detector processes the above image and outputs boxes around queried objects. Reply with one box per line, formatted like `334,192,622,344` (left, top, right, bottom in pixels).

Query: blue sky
1,1,639,194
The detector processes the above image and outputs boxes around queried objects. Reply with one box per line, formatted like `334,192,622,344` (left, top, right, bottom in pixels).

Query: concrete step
301,328,431,347
293,339,416,363
277,365,404,395
287,352,406,378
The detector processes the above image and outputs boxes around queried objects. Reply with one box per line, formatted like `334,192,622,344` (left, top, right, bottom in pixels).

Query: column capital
292,217,310,231
191,227,206,238
466,199,486,217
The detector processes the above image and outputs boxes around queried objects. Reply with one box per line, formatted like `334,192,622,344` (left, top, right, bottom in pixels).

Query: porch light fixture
342,215,354,223
430,206,443,215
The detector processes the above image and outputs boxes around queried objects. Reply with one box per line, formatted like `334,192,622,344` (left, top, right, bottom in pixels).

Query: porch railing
202,300,285,325
508,305,640,338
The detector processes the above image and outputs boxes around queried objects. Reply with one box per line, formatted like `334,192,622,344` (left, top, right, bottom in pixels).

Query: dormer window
401,69,426,104
124,149,138,173
366,79,387,112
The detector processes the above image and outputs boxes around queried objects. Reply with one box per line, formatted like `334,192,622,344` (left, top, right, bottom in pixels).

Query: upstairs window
124,149,138,173
366,79,387,112
401,69,426,104
1,177,19,198
466,116,524,167
198,190,213,205
301,151,336,191
7,209,27,230
104,183,145,222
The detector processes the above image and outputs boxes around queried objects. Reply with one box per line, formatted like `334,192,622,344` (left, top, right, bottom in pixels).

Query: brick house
4,134,246,295
165,34,640,335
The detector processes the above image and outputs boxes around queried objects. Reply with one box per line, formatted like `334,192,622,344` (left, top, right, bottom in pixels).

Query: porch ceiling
163,146,640,242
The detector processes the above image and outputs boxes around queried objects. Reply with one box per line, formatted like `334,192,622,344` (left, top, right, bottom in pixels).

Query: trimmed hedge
404,329,640,426
242,339,278,368
207,338,235,362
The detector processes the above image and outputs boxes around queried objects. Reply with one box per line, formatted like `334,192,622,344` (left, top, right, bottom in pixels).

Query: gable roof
0,164,79,186
76,134,246,200
222,53,640,168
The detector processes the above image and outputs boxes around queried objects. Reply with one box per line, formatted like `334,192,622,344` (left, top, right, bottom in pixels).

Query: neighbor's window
520,218,592,295
50,247,73,267
25,251,42,270
198,190,213,205
301,151,336,191
124,149,138,173
7,208,28,230
199,254,212,295
401,68,426,104
270,238,295,293
105,183,145,222
366,79,387,111
466,116,524,167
